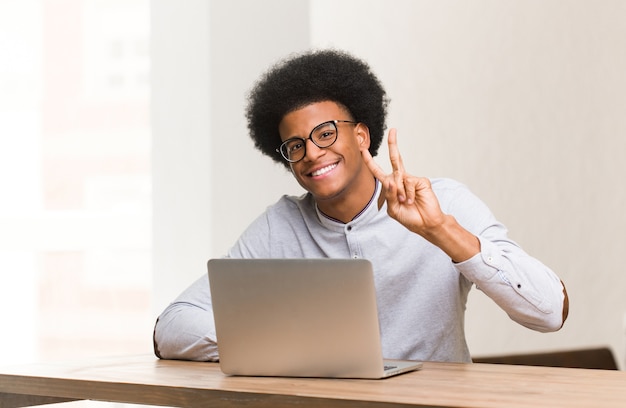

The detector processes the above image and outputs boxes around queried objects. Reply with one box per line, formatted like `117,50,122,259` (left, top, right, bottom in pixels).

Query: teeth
311,163,337,177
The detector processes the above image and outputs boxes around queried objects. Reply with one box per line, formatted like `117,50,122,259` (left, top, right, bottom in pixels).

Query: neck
316,176,377,224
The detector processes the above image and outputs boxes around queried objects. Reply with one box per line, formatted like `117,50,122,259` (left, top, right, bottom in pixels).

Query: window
0,0,152,364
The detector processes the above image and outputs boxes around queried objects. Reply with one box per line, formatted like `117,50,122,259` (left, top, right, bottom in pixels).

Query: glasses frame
276,120,358,163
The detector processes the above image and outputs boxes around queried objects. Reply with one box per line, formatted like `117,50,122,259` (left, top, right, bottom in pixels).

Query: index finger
387,128,406,173
361,146,387,181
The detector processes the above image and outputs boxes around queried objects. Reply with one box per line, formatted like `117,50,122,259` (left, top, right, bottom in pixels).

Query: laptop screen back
208,258,388,378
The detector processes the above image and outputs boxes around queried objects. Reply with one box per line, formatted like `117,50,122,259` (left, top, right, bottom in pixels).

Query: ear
355,123,371,151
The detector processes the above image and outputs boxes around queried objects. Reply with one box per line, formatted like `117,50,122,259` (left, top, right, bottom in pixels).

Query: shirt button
346,225,353,232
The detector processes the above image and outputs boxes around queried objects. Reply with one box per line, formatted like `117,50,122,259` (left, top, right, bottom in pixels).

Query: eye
287,140,304,153
312,123,337,142
318,130,336,140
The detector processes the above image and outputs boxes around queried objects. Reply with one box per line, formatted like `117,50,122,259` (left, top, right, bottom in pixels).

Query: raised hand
361,128,445,236
361,128,479,262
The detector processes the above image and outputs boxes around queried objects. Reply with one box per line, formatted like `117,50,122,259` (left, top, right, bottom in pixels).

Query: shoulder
243,192,317,232
228,192,315,258
429,177,472,199
267,192,315,215
430,178,495,226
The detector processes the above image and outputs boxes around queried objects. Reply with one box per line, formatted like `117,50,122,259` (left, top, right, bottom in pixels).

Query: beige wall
153,1,626,368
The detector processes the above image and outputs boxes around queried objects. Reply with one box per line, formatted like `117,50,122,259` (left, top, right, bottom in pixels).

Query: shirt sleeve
153,209,274,361
455,235,566,332
440,180,566,332
153,274,219,361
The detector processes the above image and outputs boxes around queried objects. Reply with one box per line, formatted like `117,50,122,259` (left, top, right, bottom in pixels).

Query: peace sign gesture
362,128,445,235
362,128,479,262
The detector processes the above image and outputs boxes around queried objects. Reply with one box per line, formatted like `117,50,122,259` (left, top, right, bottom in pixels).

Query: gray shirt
153,178,565,362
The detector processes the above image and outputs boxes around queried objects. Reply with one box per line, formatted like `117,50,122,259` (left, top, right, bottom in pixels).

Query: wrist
422,215,480,263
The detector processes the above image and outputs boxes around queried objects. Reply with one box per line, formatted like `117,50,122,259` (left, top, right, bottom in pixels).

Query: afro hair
245,49,389,168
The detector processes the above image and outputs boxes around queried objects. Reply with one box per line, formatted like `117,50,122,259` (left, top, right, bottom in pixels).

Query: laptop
207,258,423,379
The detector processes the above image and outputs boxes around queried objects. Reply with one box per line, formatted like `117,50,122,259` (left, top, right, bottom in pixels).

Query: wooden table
1,354,625,408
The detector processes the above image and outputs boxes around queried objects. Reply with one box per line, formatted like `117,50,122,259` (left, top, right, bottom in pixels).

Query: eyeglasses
276,120,358,163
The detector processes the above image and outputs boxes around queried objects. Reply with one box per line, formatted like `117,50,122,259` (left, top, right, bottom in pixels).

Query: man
153,49,568,363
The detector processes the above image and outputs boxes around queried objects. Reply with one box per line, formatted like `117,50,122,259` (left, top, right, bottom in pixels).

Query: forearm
153,303,219,361
417,180,567,331
153,275,219,361
456,236,567,332
420,214,480,263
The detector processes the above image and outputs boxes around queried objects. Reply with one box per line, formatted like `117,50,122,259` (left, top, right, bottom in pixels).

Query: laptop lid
207,258,422,379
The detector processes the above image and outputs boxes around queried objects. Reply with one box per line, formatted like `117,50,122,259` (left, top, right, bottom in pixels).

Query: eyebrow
284,120,330,140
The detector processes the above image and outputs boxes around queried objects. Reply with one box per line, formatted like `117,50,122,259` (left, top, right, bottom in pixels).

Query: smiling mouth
309,163,338,177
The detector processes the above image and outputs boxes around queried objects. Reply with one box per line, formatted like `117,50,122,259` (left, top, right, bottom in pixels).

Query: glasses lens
311,121,338,148
280,139,305,162
278,121,341,163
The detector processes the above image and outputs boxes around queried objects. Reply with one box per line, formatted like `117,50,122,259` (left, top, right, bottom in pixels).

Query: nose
302,137,325,161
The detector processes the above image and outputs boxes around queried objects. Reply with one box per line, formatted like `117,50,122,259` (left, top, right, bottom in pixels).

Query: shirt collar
315,179,382,232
